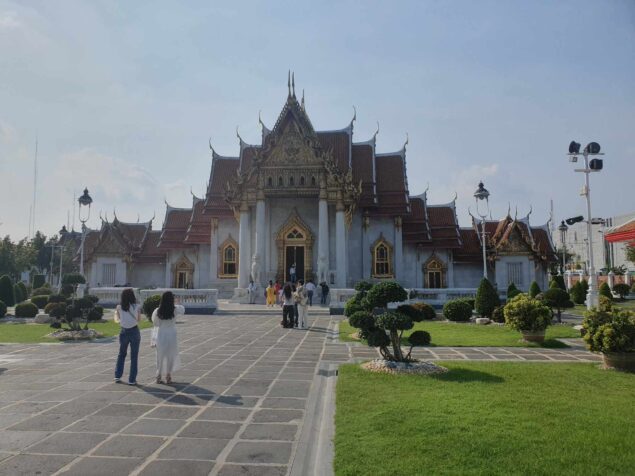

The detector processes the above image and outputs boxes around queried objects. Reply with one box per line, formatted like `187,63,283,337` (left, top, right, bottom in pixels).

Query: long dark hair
283,283,292,300
157,291,175,320
120,288,136,312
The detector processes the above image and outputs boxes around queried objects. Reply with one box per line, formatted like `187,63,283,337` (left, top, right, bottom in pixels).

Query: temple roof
605,217,635,244
83,217,157,263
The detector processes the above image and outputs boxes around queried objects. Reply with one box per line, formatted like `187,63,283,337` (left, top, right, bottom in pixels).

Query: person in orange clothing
266,280,276,307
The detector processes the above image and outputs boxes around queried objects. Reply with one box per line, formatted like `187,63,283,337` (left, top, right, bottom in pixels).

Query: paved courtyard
0,306,600,475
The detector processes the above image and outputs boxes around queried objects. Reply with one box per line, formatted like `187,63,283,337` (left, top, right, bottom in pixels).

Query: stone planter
475,317,490,325
602,352,635,372
521,330,546,343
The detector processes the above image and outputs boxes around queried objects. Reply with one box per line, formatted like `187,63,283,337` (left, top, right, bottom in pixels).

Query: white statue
317,255,328,284
251,253,261,285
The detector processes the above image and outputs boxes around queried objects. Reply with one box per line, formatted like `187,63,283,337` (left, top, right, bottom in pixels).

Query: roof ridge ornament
287,70,291,97
292,72,296,98
351,105,357,126
301,89,305,110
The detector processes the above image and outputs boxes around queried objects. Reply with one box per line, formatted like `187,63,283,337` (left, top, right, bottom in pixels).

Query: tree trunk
390,329,404,361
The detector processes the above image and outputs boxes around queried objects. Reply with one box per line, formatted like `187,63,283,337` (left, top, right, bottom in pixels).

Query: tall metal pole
583,151,598,310
58,246,64,291
80,224,86,277
481,220,487,278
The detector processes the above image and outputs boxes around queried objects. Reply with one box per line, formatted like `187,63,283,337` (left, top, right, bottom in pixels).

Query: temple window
287,228,304,240
300,176,305,186
278,176,283,186
218,237,239,278
423,255,446,288
289,176,294,186
371,238,393,278
311,176,317,186
267,176,273,187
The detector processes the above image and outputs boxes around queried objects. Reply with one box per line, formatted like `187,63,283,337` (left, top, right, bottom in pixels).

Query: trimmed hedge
13,283,25,303
47,294,66,304
45,302,66,319
475,278,499,318
411,302,436,321
443,299,472,322
409,330,431,346
17,281,28,301
88,305,104,321
15,302,38,318
397,304,427,323
491,305,505,323
30,295,49,309
32,287,52,296
0,300,6,318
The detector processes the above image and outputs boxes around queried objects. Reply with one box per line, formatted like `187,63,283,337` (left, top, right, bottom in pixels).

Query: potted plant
583,309,635,372
503,294,552,343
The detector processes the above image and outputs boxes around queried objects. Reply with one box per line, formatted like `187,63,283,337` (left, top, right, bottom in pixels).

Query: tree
599,282,613,301
542,288,574,323
550,275,566,291
0,275,15,306
507,282,521,299
475,278,500,318
626,245,635,266
529,281,541,298
613,283,630,299
569,281,586,304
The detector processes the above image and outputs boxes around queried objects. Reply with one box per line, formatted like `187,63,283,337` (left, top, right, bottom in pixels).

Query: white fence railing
139,288,218,314
89,287,140,308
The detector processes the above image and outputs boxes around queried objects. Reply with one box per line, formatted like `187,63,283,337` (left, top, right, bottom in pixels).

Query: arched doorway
276,210,314,283
173,254,195,289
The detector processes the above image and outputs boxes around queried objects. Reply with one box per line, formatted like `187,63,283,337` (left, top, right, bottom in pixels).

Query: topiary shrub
613,283,630,300
0,300,6,318
60,284,74,297
599,282,613,301
365,281,408,310
62,273,86,286
397,304,426,323
13,283,25,303
354,280,373,294
569,281,586,305
0,275,15,307
443,299,473,322
507,282,521,299
529,281,541,298
15,302,38,318
411,302,436,320
583,309,635,354
550,275,566,290
46,302,67,319
85,294,100,305
31,287,52,296
143,294,162,320
409,330,431,346
580,279,589,295
47,294,66,304
344,297,365,317
32,274,46,289
348,311,375,333
491,305,505,323
459,297,475,311
17,281,28,300
30,295,49,309
503,294,552,333
541,288,573,323
88,305,104,321
475,278,500,318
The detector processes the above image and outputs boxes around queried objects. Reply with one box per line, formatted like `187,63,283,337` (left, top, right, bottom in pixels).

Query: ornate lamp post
567,141,604,310
558,221,568,275
78,188,93,281
474,181,490,279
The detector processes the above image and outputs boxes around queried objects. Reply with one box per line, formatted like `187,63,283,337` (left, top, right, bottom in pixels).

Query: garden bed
0,320,152,343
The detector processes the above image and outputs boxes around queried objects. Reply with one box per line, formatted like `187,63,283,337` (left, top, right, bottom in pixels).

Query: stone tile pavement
0,306,602,475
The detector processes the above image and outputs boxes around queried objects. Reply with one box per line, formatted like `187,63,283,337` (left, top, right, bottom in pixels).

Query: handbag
150,327,158,348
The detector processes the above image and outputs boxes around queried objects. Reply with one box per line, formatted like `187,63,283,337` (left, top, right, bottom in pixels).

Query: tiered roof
605,218,635,244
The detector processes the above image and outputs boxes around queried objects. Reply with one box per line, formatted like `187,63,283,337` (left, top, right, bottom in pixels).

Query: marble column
164,252,170,287
238,202,251,289
362,213,370,279
394,216,403,282
335,200,347,288
209,218,218,283
253,198,266,286
317,191,330,284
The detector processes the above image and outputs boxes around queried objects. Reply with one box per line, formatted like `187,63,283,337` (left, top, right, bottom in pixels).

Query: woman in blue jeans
114,288,141,385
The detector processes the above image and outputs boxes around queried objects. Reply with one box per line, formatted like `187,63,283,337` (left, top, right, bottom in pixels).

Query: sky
1,0,634,239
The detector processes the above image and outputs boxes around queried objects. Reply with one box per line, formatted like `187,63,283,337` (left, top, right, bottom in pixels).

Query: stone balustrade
139,288,218,314
89,287,140,308
405,288,479,307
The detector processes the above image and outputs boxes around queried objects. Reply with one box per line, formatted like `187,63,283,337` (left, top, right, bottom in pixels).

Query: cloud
0,11,20,30
0,119,18,144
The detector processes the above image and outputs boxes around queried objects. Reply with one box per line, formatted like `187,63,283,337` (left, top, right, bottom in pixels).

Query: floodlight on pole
78,188,93,286
474,181,490,279
567,141,604,310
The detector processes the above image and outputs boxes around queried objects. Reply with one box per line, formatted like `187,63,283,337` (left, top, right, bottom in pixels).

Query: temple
70,77,557,299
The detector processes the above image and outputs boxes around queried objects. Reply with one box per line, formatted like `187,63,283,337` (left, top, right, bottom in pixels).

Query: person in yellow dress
266,280,276,307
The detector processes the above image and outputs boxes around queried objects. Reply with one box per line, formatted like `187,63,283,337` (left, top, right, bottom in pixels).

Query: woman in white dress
152,291,184,384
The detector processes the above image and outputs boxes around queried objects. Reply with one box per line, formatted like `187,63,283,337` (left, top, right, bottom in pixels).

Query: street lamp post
558,221,568,275
568,141,604,310
474,181,491,279
77,188,93,295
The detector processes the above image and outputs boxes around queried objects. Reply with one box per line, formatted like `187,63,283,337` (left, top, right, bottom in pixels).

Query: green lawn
0,320,152,343
335,362,635,476
339,320,580,347
567,300,635,316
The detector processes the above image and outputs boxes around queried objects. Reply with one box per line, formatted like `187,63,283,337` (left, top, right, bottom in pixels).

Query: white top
305,282,316,292
151,304,185,328
115,304,140,329
290,266,296,274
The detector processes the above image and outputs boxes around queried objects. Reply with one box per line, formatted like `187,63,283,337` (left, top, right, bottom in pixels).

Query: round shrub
503,294,552,332
599,282,612,300
348,311,374,330
460,297,475,311
376,311,414,332
507,282,521,299
529,281,541,298
583,310,635,353
569,281,586,305
13,284,25,303
491,305,505,323
354,280,373,294
397,304,427,323
344,297,364,317
62,273,86,286
443,299,473,322
143,294,162,319
613,283,630,299
46,303,66,319
88,305,104,321
15,302,38,318
541,288,574,321
30,295,49,309
60,284,74,297
85,294,100,304
411,302,436,321
0,275,15,307
409,330,431,346
47,294,66,304
18,281,28,298
31,287,52,297
599,295,613,312
475,278,500,318
365,282,408,309
0,300,6,318
367,328,390,347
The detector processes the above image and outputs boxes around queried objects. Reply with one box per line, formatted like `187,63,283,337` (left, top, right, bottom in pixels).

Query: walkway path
0,306,600,475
